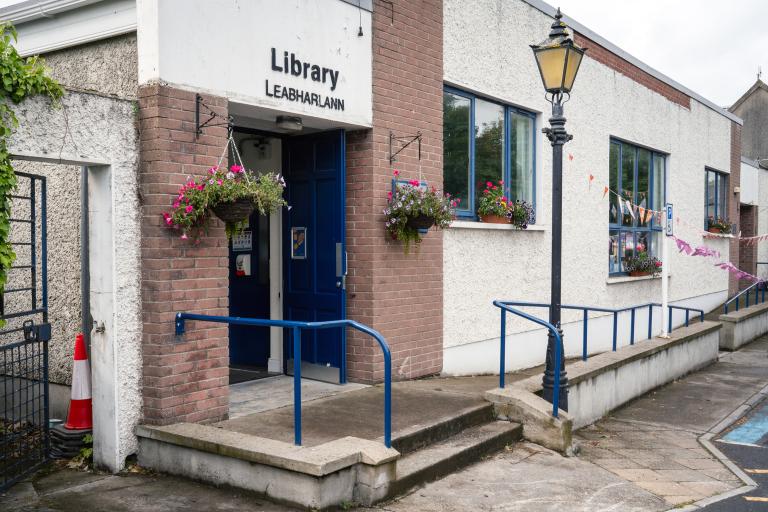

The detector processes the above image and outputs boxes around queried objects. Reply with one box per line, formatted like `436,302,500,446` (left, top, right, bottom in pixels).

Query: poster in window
291,227,307,260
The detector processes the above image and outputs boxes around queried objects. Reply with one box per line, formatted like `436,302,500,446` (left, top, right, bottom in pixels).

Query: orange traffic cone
64,333,92,430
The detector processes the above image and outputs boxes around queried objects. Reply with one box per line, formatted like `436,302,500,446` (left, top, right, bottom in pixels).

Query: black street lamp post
530,8,586,411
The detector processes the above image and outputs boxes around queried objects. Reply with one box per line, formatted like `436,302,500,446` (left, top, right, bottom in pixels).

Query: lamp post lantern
530,8,586,411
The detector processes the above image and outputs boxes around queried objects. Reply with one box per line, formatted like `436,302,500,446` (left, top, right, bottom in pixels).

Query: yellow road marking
745,469,768,474
744,496,768,502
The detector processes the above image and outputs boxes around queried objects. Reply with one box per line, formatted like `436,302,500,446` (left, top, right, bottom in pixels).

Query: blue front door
283,129,346,382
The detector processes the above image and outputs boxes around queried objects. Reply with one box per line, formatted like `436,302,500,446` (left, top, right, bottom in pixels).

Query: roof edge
520,0,743,125
729,79,768,113
0,0,104,24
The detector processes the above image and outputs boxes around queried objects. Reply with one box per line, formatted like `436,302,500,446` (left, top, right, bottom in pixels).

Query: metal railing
493,301,563,418
174,313,392,448
493,300,706,415
724,281,766,314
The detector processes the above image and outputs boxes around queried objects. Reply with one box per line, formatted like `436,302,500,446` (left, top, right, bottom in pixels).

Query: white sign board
665,203,673,237
232,230,253,252
140,0,373,128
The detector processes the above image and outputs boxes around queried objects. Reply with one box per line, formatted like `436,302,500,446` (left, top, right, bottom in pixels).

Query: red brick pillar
138,84,230,424
345,0,444,383
729,122,742,296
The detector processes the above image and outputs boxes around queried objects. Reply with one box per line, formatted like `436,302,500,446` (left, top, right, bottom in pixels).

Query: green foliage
163,165,287,241
477,180,535,229
383,172,456,253
707,216,732,234
0,23,64,326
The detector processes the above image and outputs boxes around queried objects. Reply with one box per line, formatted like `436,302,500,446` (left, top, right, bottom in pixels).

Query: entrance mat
229,366,272,385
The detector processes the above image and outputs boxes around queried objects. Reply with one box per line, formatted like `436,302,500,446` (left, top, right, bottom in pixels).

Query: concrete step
385,420,522,500
391,402,496,455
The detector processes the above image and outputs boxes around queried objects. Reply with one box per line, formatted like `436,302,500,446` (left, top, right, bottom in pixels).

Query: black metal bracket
389,131,422,164
195,93,233,138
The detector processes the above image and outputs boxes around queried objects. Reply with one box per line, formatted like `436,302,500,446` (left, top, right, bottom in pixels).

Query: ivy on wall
0,23,63,325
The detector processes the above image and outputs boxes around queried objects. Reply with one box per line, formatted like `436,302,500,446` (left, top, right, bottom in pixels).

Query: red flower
393,170,400,177
409,179,420,186
486,181,493,188
387,191,393,201
492,185,498,190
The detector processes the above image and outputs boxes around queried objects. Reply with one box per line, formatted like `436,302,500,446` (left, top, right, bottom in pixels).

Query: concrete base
136,424,398,510
719,301,768,350
486,321,722,452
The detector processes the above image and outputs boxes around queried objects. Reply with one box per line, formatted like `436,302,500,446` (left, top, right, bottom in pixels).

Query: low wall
566,321,721,429
487,321,721,451
719,302,768,350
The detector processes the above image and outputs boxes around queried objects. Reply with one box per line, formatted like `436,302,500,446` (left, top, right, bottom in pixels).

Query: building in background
0,0,745,471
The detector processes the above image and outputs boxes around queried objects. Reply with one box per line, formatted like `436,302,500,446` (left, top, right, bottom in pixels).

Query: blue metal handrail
494,300,705,366
724,281,766,314
174,313,392,448
493,301,562,418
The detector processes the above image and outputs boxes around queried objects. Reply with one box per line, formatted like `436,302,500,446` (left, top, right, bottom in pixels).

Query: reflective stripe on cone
64,333,92,430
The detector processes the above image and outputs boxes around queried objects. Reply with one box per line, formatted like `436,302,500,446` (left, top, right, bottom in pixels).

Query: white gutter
0,0,104,23
521,0,743,125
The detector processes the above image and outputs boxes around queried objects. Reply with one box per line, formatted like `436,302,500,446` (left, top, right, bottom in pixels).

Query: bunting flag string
574,166,763,283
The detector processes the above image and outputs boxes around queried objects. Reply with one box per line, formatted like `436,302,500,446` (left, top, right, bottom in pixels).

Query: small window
608,140,665,274
705,168,728,227
442,87,536,219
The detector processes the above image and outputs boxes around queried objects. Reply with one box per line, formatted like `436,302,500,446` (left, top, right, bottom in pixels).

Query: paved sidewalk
576,337,767,508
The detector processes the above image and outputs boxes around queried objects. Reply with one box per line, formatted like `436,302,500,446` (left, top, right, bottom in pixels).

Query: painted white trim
520,0,743,125
9,0,136,56
450,220,547,231
0,0,104,24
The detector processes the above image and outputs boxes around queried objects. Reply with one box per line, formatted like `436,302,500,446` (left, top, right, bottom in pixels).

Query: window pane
609,143,620,224
510,111,533,204
636,231,649,257
474,99,505,203
637,149,650,227
652,154,665,214
443,92,471,210
621,143,636,226
619,232,629,272
706,171,716,220
609,230,621,273
718,173,728,220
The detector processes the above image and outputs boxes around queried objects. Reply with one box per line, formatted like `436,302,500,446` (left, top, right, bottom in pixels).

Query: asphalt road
701,398,768,511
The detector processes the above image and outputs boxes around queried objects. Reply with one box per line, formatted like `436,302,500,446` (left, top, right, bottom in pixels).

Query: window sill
450,220,547,231
606,274,669,285
702,233,734,240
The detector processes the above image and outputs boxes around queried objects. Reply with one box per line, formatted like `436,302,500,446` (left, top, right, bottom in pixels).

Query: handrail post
736,296,740,311
384,344,392,448
685,309,690,327
500,308,506,388
612,311,618,351
668,306,672,333
746,289,750,308
700,310,704,323
552,329,561,417
582,309,588,361
630,308,636,345
647,305,653,340
293,327,302,446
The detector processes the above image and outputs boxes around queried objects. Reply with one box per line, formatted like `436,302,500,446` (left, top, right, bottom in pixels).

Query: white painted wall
442,0,734,375
741,160,759,205
137,0,373,129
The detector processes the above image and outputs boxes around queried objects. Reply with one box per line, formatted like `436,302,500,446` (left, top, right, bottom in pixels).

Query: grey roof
521,0,743,125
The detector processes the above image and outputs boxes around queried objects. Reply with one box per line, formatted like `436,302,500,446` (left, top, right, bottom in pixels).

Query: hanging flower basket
211,198,255,225
406,214,436,232
162,135,287,241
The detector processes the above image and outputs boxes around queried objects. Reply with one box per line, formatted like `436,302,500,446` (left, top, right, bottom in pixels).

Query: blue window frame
705,168,728,227
608,139,666,275
443,86,536,220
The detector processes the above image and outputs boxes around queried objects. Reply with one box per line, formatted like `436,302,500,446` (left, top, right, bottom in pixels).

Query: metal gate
1,171,51,492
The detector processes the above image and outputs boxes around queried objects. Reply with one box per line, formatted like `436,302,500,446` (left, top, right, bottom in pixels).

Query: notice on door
291,227,307,260
232,230,253,252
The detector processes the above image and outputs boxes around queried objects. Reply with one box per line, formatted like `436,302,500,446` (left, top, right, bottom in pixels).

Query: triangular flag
588,174,594,190
603,186,609,199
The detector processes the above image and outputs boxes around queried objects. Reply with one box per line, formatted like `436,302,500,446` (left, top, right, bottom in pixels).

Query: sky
556,0,768,107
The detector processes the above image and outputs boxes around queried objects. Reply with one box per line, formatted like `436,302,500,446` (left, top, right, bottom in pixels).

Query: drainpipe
80,166,91,354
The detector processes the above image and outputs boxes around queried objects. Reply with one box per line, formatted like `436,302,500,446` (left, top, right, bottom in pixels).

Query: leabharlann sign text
266,48,345,111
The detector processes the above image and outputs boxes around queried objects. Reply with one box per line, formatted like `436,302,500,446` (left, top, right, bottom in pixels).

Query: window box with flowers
163,164,287,241
706,216,732,234
384,170,456,253
477,180,534,229
624,251,662,277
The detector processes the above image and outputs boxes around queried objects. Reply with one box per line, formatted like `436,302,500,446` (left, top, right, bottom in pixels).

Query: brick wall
729,122,742,295
138,84,230,424
739,204,757,289
345,0,444,383
574,33,691,109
